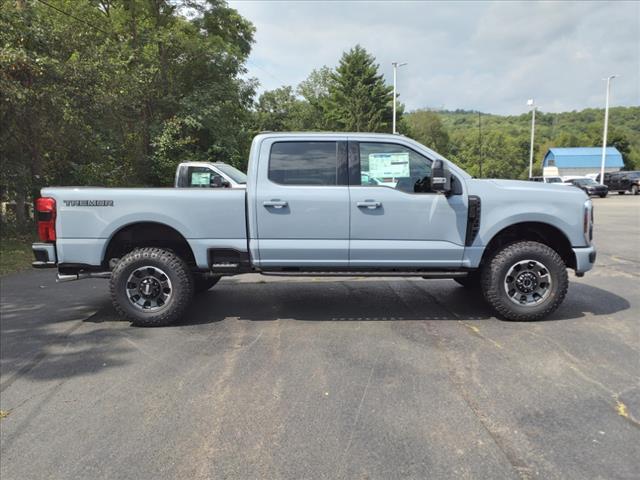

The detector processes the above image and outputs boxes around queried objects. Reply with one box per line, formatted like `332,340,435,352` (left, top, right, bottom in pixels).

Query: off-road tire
194,274,221,293
110,248,194,327
480,241,568,321
454,272,481,289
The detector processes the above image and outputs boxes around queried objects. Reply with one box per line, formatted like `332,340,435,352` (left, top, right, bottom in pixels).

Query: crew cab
32,133,596,326
174,162,246,188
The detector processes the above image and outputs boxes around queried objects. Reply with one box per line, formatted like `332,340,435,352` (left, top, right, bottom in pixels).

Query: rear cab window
268,142,338,186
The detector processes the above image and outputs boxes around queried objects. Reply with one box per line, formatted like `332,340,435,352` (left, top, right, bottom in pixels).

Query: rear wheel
110,247,194,327
480,241,568,321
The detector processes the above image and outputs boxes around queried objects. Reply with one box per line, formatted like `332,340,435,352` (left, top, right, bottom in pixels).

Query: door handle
263,200,288,208
357,200,382,209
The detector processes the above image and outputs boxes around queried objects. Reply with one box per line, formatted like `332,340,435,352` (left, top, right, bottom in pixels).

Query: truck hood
467,178,585,198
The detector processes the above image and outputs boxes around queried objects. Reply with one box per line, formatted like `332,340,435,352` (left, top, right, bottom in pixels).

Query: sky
229,0,640,115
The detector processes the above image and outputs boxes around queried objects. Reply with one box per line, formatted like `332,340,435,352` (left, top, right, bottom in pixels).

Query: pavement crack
336,351,379,478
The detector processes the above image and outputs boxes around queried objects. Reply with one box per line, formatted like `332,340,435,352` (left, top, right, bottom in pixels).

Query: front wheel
480,241,568,321
110,248,194,327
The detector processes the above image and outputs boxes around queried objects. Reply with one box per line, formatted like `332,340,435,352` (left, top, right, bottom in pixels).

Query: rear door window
269,142,338,186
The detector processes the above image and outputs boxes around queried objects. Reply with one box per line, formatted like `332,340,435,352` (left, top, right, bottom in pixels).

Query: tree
325,45,393,132
0,0,257,217
405,109,450,155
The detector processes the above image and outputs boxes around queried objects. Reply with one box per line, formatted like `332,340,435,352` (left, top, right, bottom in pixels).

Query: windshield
546,177,562,183
215,163,247,184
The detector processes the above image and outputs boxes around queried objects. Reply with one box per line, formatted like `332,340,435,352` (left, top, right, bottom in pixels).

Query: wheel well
103,222,196,269
481,222,576,269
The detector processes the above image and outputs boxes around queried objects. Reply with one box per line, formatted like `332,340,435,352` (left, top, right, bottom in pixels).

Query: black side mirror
431,159,451,194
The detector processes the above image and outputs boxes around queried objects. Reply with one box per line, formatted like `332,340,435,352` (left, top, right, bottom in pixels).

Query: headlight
583,199,593,244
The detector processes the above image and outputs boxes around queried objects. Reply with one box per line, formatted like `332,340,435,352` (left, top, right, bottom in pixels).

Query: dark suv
569,178,608,197
597,171,640,195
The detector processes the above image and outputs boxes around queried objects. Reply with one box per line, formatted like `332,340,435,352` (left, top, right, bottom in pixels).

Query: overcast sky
229,0,640,115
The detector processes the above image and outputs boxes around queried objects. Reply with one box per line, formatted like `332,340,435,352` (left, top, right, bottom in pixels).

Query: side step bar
57,272,111,283
261,271,469,278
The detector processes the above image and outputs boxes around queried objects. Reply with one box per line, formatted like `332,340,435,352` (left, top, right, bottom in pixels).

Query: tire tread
480,241,568,321
109,247,193,327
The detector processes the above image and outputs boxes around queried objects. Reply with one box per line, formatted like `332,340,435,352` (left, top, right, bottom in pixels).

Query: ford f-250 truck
32,133,596,326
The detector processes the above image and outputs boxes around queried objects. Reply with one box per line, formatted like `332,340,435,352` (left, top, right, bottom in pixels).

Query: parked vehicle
32,133,596,326
529,176,569,185
568,178,608,197
174,162,246,188
596,171,640,195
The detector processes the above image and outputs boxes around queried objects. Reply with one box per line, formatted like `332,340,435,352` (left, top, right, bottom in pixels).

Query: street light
392,62,407,134
527,98,536,178
599,75,618,185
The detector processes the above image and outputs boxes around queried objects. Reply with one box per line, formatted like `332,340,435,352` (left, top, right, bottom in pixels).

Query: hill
404,106,640,178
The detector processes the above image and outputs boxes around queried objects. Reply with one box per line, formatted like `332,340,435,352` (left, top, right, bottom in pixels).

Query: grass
0,235,35,276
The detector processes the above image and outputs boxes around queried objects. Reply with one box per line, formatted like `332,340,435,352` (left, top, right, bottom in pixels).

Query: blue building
543,147,623,177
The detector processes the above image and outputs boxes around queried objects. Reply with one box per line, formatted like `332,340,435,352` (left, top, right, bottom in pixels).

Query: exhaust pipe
57,271,111,283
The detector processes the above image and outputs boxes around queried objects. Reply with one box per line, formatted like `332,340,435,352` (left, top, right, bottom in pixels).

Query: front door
348,140,467,268
255,138,350,268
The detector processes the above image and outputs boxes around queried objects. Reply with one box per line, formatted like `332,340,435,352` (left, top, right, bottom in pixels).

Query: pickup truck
32,133,596,326
174,161,246,189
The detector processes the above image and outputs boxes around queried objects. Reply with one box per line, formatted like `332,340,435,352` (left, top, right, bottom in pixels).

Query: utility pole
392,62,407,134
599,75,617,184
527,99,536,178
478,112,483,178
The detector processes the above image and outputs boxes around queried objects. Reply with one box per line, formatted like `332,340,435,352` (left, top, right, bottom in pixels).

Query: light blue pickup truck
32,133,596,326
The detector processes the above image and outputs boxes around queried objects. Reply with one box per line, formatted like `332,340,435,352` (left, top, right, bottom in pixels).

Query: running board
260,271,469,278
57,271,111,283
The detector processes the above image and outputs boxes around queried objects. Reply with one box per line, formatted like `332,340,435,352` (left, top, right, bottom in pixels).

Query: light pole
392,62,407,134
527,99,536,178
599,75,617,185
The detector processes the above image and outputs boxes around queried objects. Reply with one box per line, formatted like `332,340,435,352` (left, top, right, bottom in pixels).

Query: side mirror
431,159,451,194
221,180,231,188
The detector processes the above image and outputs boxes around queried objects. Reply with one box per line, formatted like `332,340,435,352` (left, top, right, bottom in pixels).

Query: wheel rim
126,266,172,311
503,259,552,306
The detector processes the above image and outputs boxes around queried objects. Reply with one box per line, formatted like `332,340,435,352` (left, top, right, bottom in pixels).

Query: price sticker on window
368,152,410,178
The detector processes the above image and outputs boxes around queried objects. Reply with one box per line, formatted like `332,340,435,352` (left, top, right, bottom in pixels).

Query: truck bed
42,187,247,268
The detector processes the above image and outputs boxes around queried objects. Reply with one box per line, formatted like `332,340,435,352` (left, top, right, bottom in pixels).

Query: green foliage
0,0,256,229
325,45,393,132
409,107,640,178
404,109,450,155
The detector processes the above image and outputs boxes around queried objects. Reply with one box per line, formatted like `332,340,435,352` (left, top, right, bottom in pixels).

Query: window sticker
368,152,410,178
191,171,211,186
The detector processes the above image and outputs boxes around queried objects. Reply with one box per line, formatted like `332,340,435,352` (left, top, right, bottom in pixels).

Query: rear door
348,140,467,268
254,137,350,268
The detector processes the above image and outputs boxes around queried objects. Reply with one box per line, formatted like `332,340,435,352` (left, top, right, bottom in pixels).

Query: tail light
36,197,56,242
583,199,593,245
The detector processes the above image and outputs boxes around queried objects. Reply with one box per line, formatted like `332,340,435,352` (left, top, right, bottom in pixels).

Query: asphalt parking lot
1,195,639,480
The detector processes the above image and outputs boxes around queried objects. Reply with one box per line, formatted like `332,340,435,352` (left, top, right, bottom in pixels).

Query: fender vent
465,196,481,246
